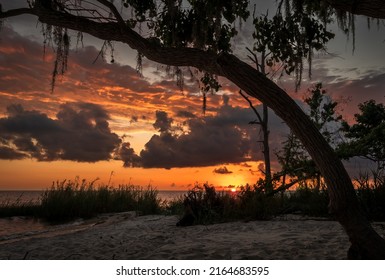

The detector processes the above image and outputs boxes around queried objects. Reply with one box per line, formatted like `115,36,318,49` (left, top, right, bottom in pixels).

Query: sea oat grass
2,176,385,224
0,201,40,218
175,183,283,225
283,185,330,217
38,179,162,222
355,172,385,221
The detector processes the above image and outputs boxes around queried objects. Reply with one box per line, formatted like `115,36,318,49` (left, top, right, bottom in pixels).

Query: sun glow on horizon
0,159,263,191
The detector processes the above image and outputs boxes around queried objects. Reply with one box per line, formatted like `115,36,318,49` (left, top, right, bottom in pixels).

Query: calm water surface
0,190,187,243
0,190,186,204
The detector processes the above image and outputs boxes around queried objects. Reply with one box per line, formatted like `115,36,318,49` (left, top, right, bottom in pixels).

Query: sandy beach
0,213,384,260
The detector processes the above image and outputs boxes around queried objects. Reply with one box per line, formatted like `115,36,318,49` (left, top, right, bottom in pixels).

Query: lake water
0,190,187,245
0,190,187,205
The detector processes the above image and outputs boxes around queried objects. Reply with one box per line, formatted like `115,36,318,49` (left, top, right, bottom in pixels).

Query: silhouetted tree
277,83,343,190
339,100,385,174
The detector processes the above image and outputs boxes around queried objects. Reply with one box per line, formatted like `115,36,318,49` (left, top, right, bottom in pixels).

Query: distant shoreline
0,190,188,205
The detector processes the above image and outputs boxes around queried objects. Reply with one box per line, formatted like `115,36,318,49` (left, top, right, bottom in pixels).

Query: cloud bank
120,96,290,169
0,103,121,162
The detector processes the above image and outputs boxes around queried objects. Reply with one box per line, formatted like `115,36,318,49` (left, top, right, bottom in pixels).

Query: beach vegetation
338,100,385,174
0,179,162,223
0,200,41,218
171,181,330,226
355,171,385,221
276,83,343,190
1,175,385,226
40,179,162,222
283,183,329,217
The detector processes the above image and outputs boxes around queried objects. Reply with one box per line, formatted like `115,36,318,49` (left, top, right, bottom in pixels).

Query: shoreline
1,213,384,260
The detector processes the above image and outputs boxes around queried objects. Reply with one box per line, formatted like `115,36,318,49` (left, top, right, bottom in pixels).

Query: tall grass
282,183,330,217
39,179,161,222
180,184,238,224
169,180,335,226
0,179,162,223
0,191,41,218
237,183,281,220
169,183,283,225
2,174,385,224
0,201,40,218
355,171,385,221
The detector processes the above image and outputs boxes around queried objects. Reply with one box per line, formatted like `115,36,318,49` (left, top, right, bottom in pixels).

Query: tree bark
261,104,272,186
216,53,385,259
243,49,272,189
325,0,385,19
1,4,385,258
239,90,272,189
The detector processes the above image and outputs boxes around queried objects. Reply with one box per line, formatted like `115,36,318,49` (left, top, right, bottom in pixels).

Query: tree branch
95,0,125,27
267,179,299,196
1,5,222,75
246,47,260,72
0,8,34,19
239,90,264,127
325,0,385,19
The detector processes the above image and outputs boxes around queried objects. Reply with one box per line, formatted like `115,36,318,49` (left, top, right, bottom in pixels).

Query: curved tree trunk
2,3,385,258
216,53,385,259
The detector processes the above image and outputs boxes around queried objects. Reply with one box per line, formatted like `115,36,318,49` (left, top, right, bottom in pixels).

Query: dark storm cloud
215,96,290,164
175,110,196,119
130,116,139,123
117,97,250,168
0,146,27,160
153,110,172,132
116,142,141,167
139,115,251,168
116,95,292,169
213,166,233,174
139,102,255,168
0,103,121,162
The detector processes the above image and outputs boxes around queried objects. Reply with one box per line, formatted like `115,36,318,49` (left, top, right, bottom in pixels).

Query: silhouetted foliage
355,171,385,221
38,179,161,222
339,100,385,172
277,83,343,187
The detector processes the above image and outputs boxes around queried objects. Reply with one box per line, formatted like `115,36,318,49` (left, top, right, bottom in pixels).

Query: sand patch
0,213,384,260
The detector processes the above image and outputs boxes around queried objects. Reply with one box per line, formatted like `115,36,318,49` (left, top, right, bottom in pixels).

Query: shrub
0,201,40,218
180,184,233,224
355,172,385,221
284,183,329,217
238,183,281,220
177,182,282,225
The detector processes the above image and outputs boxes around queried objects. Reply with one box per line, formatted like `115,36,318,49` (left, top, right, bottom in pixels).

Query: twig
239,90,263,125
96,0,125,27
23,251,30,260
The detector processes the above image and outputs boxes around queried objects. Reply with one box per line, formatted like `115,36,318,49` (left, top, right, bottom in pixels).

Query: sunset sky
0,1,384,190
